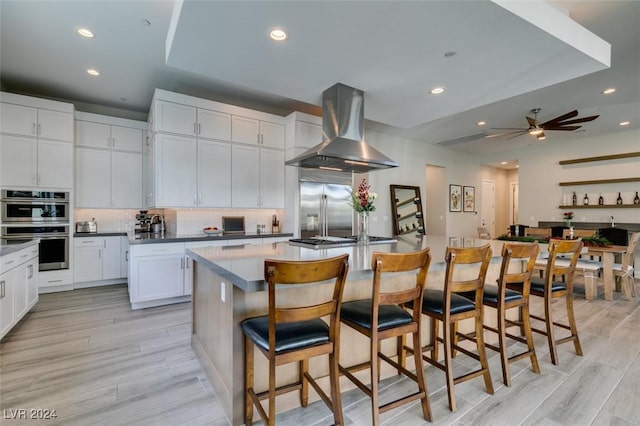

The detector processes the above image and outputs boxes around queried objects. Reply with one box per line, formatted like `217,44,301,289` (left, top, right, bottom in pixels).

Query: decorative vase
357,211,369,244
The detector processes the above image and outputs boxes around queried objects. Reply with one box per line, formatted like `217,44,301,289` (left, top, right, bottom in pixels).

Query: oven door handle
3,234,69,240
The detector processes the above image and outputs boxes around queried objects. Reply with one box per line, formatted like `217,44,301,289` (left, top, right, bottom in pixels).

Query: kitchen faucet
610,216,615,228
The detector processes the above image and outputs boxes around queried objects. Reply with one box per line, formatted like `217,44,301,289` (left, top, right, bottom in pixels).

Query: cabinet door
111,125,142,152
143,131,155,208
37,109,74,142
26,258,38,310
156,134,198,207
231,116,260,145
296,121,323,149
15,262,28,319
231,144,260,207
112,151,142,208
38,139,73,188
0,269,16,338
132,255,184,302
0,135,38,187
197,109,231,141
120,237,129,279
74,245,102,283
102,237,122,280
260,148,285,208
1,103,37,137
155,100,196,136
75,120,110,149
260,121,285,149
75,148,111,208
198,140,231,207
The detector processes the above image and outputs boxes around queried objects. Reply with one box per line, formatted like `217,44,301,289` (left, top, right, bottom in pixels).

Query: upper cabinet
231,116,284,149
152,100,231,141
0,92,74,189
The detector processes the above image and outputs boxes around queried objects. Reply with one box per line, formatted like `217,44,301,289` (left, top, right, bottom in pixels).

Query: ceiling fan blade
541,110,578,126
526,116,537,126
544,125,582,131
552,115,599,125
485,130,525,138
505,131,528,140
489,127,528,130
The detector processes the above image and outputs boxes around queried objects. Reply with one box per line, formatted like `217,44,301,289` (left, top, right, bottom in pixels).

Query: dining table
586,245,628,300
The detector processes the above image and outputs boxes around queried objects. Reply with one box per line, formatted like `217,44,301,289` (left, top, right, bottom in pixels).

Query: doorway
481,179,496,237
425,165,446,235
510,182,519,225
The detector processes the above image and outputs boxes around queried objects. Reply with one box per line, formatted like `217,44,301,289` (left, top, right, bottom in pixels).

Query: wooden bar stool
508,239,583,365
415,244,494,412
338,248,432,426
460,242,541,386
241,254,349,426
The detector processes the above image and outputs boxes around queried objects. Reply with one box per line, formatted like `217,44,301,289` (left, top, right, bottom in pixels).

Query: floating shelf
559,152,640,165
558,205,640,209
559,177,640,186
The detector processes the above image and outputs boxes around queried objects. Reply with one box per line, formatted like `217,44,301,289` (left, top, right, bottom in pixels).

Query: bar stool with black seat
508,238,583,365
241,254,349,426
338,248,432,426
417,244,494,412
460,242,541,387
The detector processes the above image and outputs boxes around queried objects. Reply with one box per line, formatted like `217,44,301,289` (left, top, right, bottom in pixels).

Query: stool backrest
622,232,640,270
499,242,540,298
444,244,492,308
370,248,431,308
545,239,583,287
264,254,349,331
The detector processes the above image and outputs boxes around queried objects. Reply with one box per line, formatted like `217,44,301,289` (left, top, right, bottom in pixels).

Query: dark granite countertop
128,232,293,245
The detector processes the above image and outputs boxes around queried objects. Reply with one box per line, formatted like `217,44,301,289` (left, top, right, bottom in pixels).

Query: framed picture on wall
463,186,475,212
449,184,462,212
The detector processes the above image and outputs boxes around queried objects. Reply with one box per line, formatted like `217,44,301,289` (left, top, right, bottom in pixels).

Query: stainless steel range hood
286,83,398,173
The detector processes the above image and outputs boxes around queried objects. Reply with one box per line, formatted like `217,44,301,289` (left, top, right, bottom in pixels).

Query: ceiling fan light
529,127,544,136
536,134,546,140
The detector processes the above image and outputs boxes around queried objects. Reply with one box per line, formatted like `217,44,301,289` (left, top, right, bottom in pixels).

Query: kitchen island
187,235,509,425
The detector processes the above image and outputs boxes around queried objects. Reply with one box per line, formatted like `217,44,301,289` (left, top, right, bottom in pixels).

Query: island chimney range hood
286,83,399,173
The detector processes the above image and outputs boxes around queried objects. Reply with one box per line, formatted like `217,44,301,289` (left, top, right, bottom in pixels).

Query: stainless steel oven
1,190,69,223
1,190,70,271
1,225,70,271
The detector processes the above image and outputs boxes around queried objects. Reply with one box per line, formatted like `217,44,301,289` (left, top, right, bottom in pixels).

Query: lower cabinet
73,236,127,286
1,245,39,340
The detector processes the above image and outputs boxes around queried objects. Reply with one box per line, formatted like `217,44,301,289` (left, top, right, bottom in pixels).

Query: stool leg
544,292,559,365
497,302,511,387
475,311,494,395
329,350,344,425
371,332,380,426
443,319,456,412
430,318,439,361
397,334,406,374
300,359,309,407
565,291,583,356
521,304,540,374
269,350,276,426
245,336,254,425
412,327,432,422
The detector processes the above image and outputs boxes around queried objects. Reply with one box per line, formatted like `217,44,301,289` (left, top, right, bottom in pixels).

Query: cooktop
288,235,397,249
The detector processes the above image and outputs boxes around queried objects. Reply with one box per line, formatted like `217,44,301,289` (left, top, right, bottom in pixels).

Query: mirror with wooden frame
390,185,425,236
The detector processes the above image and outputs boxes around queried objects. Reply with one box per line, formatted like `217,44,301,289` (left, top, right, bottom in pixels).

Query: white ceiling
1,1,638,166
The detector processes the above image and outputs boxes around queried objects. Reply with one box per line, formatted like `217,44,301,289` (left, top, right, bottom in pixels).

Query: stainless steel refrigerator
299,171,353,238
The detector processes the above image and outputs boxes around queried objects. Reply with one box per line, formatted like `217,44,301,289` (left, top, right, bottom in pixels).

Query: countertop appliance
299,169,353,239
289,235,397,249
76,220,97,233
222,216,245,234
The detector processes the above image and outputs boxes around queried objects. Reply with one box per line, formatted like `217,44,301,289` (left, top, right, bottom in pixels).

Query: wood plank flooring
1,279,639,425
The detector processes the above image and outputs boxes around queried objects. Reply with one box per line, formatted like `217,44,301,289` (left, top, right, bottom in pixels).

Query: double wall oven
1,190,70,271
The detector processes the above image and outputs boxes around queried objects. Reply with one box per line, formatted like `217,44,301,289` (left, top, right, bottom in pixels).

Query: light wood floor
1,279,639,425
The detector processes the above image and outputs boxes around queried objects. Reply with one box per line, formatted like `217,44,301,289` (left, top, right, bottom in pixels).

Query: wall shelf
559,205,640,209
559,177,640,186
559,152,640,165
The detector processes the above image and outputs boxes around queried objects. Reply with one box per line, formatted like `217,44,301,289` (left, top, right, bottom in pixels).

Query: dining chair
562,228,595,239
524,227,551,238
459,242,540,386
241,254,349,426
508,239,583,365
412,244,494,412
477,227,491,240
339,248,432,426
610,232,639,300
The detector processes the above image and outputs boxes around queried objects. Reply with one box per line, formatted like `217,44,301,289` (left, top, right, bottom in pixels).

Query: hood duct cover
286,83,398,173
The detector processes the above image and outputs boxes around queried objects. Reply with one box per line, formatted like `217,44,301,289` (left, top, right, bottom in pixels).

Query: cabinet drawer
1,252,19,273
74,237,103,248
131,243,185,257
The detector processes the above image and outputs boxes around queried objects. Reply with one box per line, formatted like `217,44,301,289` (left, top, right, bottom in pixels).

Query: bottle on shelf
572,191,577,206
616,192,623,205
598,193,604,206
583,193,589,206
634,191,640,205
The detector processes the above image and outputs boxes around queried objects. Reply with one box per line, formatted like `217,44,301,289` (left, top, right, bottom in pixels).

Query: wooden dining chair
508,239,583,365
525,227,551,238
459,242,540,386
241,254,349,426
562,228,595,239
612,232,639,300
339,248,432,426
411,244,493,412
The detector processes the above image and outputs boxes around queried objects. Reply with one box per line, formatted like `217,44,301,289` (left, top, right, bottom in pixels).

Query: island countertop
187,235,508,292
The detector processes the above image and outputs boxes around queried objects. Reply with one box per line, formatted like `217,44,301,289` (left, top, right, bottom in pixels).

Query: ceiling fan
487,108,599,140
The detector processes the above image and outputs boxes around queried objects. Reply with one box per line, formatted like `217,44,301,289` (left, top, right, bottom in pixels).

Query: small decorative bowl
203,228,223,236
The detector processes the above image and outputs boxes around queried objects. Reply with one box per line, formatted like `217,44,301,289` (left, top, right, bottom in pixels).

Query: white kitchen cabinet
76,119,143,153
231,144,284,208
260,148,285,208
25,257,38,313
102,237,122,280
111,125,143,152
75,120,110,149
0,135,72,189
1,103,37,137
0,268,17,338
0,245,39,340
198,140,232,207
197,108,231,141
75,148,110,207
111,151,142,208
155,100,197,136
232,116,284,149
155,133,198,207
73,237,124,285
296,120,323,149
132,254,184,302
121,237,129,279
1,102,73,142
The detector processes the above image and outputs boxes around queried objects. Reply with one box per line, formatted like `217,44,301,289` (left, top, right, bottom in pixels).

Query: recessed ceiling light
619,121,630,126
141,19,151,26
120,97,128,102
77,28,94,38
500,161,507,165
444,51,456,58
477,121,486,126
429,87,445,95
269,28,288,41
602,87,616,95
87,69,100,76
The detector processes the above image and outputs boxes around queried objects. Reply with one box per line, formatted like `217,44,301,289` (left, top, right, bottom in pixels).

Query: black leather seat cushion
341,299,412,331
241,316,329,354
420,289,476,315
530,277,567,293
459,285,523,304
